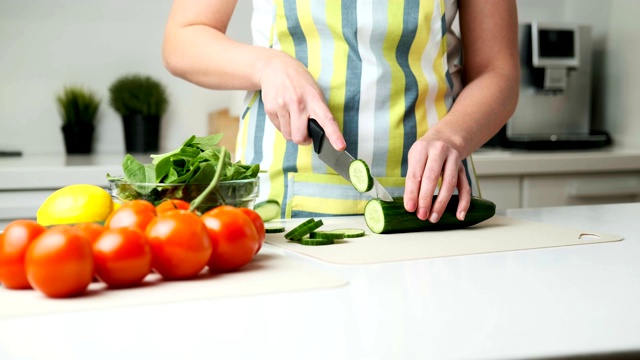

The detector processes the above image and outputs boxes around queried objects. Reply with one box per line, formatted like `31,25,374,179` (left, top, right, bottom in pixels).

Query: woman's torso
239,0,466,218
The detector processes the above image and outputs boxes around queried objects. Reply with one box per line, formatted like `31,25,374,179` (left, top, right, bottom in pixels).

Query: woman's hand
403,0,519,222
258,52,346,151
404,131,471,222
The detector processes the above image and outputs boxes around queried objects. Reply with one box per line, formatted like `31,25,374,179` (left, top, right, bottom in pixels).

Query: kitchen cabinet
473,147,640,213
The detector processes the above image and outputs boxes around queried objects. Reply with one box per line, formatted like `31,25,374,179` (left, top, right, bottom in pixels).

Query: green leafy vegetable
108,134,260,213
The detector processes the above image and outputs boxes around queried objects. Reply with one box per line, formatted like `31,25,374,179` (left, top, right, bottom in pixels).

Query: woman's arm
162,0,345,149
404,0,520,222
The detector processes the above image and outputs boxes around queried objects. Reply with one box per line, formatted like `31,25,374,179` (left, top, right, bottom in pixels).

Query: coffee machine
489,22,610,150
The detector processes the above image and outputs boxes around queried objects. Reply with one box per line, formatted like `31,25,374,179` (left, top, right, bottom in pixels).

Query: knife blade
308,119,393,202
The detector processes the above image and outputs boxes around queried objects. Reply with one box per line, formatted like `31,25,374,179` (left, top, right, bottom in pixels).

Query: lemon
37,184,114,226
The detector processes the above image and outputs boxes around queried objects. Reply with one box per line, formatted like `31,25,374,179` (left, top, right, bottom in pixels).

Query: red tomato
202,205,260,272
92,228,152,288
238,208,265,254
74,222,105,244
156,199,191,215
105,206,156,233
0,220,47,289
145,210,213,280
25,225,94,298
119,199,157,215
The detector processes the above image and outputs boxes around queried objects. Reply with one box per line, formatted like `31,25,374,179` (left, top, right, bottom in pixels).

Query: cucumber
348,159,373,192
364,195,496,234
254,200,281,222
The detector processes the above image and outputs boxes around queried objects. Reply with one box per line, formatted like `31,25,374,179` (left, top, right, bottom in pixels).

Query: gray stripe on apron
341,0,361,159
398,0,420,177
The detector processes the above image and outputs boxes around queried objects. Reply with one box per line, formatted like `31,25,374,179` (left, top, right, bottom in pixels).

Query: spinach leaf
190,162,217,184
191,134,223,150
122,154,156,193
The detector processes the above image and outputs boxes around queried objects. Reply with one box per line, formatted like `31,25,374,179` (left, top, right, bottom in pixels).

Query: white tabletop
1,203,639,360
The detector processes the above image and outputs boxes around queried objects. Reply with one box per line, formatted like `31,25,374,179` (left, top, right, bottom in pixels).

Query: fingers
265,96,343,149
404,139,471,222
427,156,459,223
455,168,472,221
259,55,341,147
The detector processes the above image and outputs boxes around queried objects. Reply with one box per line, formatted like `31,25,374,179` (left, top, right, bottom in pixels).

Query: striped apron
238,0,479,218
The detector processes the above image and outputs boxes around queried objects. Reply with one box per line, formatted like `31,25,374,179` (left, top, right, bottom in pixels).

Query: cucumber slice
300,237,335,246
254,200,281,222
309,231,344,240
322,228,366,238
348,159,373,193
265,226,285,233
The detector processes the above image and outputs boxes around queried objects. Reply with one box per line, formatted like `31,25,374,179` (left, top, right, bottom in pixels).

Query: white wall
602,0,640,148
0,0,253,155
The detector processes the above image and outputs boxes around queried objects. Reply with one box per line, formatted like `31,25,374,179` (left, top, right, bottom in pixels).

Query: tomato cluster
0,199,265,298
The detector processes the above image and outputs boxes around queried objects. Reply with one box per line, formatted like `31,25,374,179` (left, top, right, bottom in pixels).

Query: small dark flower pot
122,114,160,153
62,123,94,154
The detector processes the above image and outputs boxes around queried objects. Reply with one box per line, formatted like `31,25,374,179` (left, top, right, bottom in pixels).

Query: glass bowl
108,177,259,214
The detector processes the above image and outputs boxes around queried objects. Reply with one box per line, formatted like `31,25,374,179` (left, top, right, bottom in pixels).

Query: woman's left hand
403,132,471,222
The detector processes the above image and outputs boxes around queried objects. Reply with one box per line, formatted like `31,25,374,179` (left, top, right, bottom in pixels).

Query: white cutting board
265,215,623,265
0,247,347,319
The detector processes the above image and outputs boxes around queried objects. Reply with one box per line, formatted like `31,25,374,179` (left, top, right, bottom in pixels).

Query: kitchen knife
308,119,393,202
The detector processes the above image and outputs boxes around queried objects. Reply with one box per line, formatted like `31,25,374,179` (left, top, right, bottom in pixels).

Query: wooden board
0,248,347,319
265,215,623,265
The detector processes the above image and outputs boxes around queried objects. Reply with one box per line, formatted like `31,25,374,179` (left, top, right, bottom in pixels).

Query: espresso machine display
493,22,610,150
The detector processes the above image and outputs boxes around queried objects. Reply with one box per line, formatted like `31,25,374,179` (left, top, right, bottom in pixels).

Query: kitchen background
1,0,639,155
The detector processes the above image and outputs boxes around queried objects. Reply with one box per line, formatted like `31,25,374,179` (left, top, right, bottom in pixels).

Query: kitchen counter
1,147,639,189
0,154,127,225
473,145,640,176
0,154,126,190
1,203,639,359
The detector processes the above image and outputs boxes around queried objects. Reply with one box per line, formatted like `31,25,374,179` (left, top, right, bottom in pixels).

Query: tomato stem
189,146,226,213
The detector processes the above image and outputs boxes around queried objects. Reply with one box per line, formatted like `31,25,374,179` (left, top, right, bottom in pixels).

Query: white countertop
0,202,639,360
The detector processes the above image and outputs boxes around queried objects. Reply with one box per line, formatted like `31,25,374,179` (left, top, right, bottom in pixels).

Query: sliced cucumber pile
348,159,373,193
284,218,324,242
278,219,368,246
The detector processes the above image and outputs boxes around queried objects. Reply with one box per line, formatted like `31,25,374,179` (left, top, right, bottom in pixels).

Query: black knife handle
308,118,324,154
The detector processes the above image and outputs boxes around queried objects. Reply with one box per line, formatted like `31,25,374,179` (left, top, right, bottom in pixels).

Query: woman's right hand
258,51,346,151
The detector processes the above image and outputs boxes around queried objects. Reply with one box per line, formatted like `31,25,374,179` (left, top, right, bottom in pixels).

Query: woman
163,0,520,221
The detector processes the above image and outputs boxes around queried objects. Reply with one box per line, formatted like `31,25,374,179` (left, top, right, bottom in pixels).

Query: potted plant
56,86,101,154
108,74,169,153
